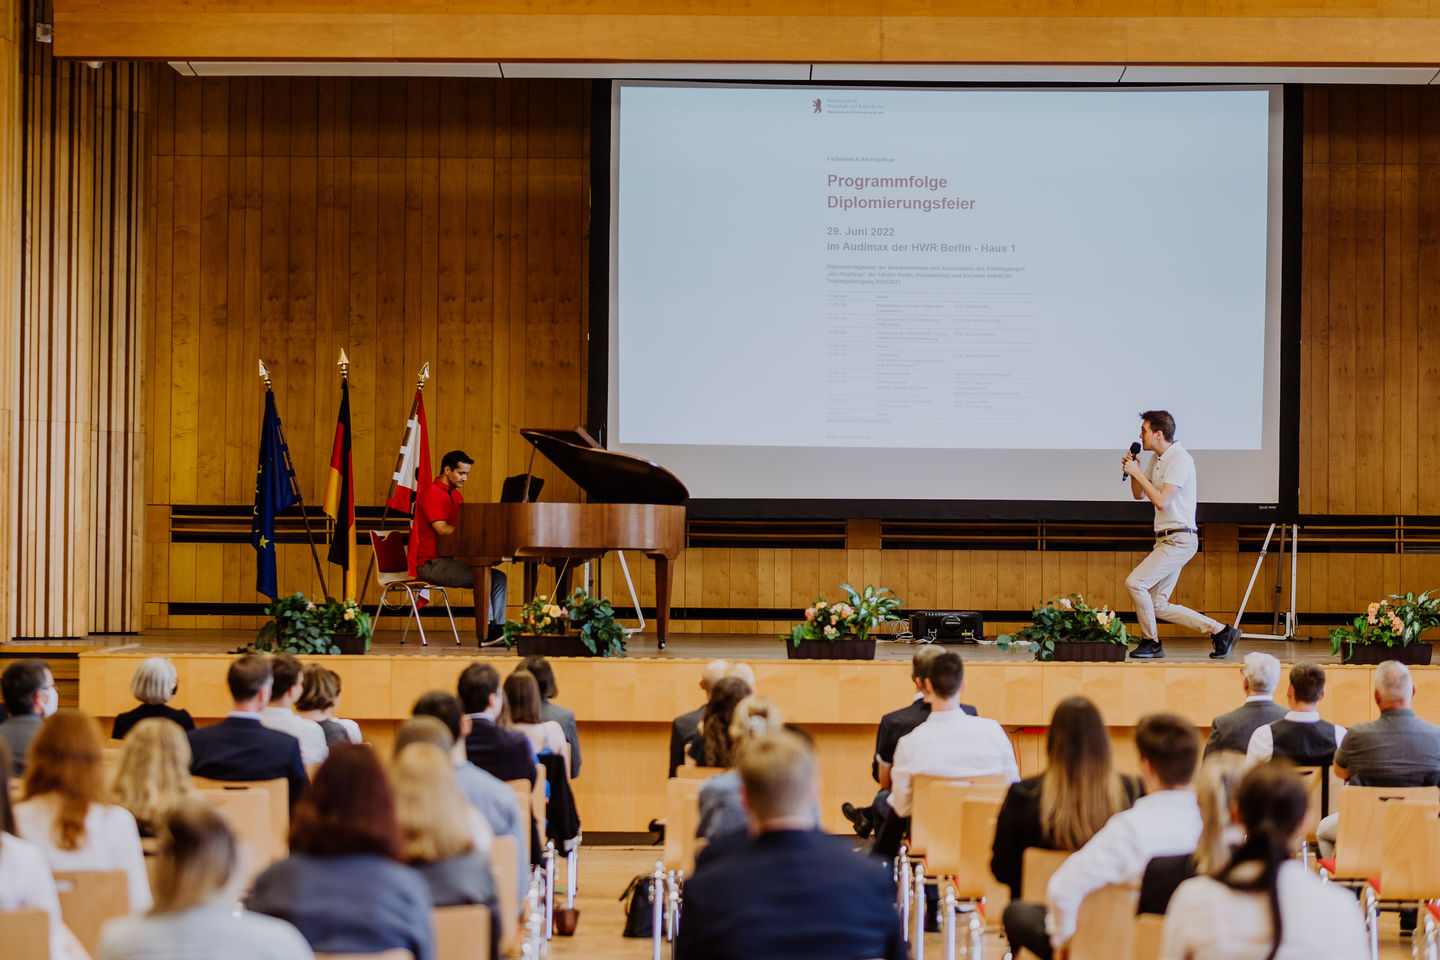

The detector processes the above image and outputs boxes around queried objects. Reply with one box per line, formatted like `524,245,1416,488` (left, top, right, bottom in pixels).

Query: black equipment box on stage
910,611,984,643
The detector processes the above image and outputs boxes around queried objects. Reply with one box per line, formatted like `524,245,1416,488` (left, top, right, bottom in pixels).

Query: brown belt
1156,527,1197,539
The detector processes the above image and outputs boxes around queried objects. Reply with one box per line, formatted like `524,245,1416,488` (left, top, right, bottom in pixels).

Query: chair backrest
921,789,1003,897
1380,798,1440,901
370,529,412,580
0,909,49,960
1132,912,1165,960
673,765,725,780
909,774,1008,858
1334,785,1440,879
434,903,492,960
193,776,289,862
54,869,129,959
1068,883,1139,960
504,779,533,869
663,776,704,876
197,785,272,885
489,834,519,955
532,764,548,839
1021,847,1071,902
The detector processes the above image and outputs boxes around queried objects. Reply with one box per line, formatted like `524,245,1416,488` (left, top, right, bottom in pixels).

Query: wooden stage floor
17,628,1340,665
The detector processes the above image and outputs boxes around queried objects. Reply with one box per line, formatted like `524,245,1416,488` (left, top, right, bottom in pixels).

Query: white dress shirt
0,831,83,960
1046,789,1202,946
259,705,329,766
886,707,1020,817
1245,710,1347,767
1146,442,1198,530
1160,860,1368,959
15,795,153,913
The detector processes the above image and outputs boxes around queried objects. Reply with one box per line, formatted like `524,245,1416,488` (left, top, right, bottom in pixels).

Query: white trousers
1124,532,1221,641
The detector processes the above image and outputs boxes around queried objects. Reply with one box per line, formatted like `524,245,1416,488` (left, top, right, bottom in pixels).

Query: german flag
323,378,357,600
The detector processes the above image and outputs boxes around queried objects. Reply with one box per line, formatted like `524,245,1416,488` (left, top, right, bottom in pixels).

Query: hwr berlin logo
812,98,822,113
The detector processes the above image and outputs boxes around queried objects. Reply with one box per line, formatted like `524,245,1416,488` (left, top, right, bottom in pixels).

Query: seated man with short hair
872,650,1018,857
1004,713,1203,960
0,659,55,776
258,652,328,767
675,731,906,960
1204,652,1286,757
1245,660,1346,768
1315,659,1440,858
188,654,308,805
458,662,537,784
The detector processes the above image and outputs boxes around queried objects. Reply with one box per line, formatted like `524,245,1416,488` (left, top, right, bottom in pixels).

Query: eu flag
253,389,300,598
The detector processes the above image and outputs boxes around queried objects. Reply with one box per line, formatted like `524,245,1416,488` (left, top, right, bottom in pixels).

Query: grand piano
440,428,689,645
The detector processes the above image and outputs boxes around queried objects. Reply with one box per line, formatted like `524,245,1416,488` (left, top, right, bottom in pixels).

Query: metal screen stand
1234,523,1300,642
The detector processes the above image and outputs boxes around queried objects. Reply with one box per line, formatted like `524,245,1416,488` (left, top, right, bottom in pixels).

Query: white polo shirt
885,708,1020,817
1145,442,1198,531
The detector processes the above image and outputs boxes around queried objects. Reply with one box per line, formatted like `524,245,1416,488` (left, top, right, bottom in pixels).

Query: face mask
39,687,58,717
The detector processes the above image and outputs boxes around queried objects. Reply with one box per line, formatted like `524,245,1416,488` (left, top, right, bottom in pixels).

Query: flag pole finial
338,349,350,381
417,362,430,390
258,359,272,388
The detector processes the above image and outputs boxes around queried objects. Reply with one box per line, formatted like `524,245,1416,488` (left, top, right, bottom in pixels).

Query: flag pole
358,362,431,602
261,360,332,601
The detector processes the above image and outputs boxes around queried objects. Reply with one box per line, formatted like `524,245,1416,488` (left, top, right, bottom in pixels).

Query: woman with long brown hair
99,799,312,960
14,709,152,912
247,744,434,960
501,668,570,770
0,739,81,960
991,696,1140,900
108,717,196,837
1161,763,1366,960
687,675,753,768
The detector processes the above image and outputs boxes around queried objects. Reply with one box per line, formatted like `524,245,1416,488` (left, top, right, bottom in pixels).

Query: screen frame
588,80,1302,523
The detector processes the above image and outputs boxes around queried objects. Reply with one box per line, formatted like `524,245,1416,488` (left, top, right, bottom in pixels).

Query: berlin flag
387,389,432,576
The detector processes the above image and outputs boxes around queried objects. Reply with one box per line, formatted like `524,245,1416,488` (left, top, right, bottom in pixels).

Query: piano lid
521,428,689,505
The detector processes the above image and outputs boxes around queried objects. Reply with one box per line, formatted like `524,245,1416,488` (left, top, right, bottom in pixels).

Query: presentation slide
608,84,1285,510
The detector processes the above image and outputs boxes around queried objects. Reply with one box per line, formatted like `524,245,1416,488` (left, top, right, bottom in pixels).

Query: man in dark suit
668,659,729,778
1203,651,1286,757
188,654,308,805
675,730,906,960
458,662,536,784
841,644,978,838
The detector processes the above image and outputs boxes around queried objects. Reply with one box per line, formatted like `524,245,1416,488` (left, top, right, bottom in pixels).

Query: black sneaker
841,802,873,839
1209,625,1241,659
1129,640,1166,659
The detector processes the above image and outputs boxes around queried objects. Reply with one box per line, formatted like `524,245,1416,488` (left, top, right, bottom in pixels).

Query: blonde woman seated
696,696,785,845
110,657,193,741
108,718,196,838
0,740,88,960
393,742,501,959
98,799,313,960
501,669,570,770
15,710,152,913
295,664,362,747
1160,763,1367,960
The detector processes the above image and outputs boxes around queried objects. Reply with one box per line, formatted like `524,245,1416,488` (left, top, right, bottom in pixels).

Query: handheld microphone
1122,442,1141,481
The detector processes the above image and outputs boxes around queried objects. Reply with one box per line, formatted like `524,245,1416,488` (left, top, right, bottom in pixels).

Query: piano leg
653,554,674,649
472,565,492,643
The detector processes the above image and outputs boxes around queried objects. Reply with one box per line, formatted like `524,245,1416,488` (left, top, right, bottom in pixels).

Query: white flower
343,609,354,621
1056,597,1073,611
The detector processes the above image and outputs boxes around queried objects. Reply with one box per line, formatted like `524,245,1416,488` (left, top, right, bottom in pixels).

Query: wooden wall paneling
463,154,495,501
0,0,16,642
1419,153,1440,514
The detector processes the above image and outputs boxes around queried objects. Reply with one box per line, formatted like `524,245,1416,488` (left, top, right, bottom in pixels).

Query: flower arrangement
1329,590,1440,659
787,584,902,647
997,593,1129,662
503,588,627,657
252,592,373,655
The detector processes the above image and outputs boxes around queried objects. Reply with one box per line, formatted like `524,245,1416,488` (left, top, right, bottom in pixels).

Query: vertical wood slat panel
0,0,19,641
17,13,148,636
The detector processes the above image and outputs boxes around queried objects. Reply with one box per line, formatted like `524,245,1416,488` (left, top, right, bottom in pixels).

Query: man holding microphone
1122,410,1242,660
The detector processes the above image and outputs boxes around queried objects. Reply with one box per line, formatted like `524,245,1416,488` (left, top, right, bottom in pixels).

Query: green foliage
250,592,373,656
996,593,1129,662
502,588,627,658
1329,590,1440,660
787,584,903,647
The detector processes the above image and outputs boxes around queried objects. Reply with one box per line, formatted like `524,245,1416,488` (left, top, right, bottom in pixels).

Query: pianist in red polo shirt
415,449,509,644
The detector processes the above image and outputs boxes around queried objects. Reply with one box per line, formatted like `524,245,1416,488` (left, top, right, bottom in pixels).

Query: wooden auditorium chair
1067,883,1139,960
196,784,272,886
54,869,128,959
369,529,460,646
433,903,492,960
193,776,289,863
0,909,50,960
